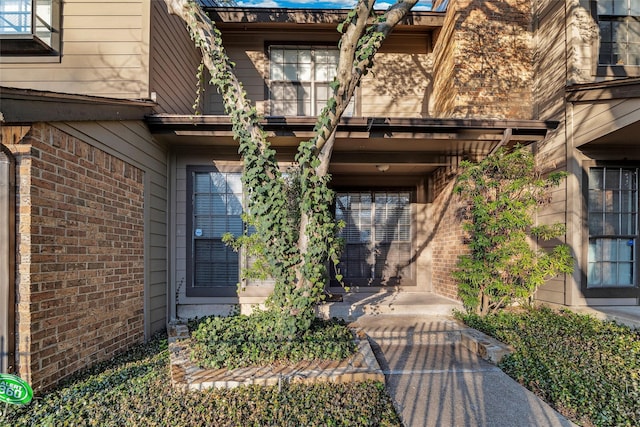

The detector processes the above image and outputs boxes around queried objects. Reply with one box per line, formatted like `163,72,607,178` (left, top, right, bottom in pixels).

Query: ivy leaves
171,0,417,337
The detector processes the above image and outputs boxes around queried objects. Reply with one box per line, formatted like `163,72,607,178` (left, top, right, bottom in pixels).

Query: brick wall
2,123,145,392
432,0,534,119
429,166,468,300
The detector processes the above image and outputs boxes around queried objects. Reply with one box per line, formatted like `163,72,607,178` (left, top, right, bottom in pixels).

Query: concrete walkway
349,315,576,427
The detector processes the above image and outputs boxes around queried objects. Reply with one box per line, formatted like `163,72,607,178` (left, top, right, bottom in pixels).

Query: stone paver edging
459,327,513,365
168,323,384,391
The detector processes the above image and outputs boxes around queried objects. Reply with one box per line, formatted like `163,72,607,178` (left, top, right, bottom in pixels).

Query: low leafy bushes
4,333,400,426
189,312,357,369
458,307,640,426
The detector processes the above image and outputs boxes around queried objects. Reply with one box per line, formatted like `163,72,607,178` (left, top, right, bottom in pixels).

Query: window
0,0,59,55
333,191,413,286
269,46,354,117
596,0,640,66
588,167,638,287
186,169,243,297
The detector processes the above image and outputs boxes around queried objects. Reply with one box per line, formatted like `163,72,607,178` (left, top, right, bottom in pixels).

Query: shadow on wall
438,0,534,119
366,53,433,118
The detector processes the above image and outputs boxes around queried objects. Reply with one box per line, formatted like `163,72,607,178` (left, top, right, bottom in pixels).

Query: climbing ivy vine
165,0,418,337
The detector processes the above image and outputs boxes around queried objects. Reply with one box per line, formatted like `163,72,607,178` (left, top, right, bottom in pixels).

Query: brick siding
430,166,468,301
2,124,145,392
432,0,534,119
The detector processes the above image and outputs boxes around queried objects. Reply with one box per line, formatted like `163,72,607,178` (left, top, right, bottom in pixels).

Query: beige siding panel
148,281,167,299
534,0,567,120
573,99,640,146
65,2,143,15
63,28,142,42
533,1,572,304
150,210,166,227
0,0,147,98
64,16,142,29
7,55,143,69
54,121,168,335
536,285,565,305
149,0,201,114
59,41,141,55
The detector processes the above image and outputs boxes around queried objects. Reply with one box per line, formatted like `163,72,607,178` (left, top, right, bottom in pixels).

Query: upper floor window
597,0,640,66
0,0,59,55
269,46,354,117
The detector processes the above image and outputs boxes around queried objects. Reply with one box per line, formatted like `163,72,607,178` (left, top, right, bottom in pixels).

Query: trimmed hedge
189,312,357,369
4,334,400,426
458,307,640,426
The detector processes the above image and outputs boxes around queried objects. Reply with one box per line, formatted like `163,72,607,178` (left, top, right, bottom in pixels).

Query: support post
0,145,16,373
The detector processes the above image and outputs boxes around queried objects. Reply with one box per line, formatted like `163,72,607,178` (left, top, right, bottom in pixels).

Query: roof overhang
567,78,640,154
205,7,444,33
566,77,640,102
0,86,156,124
147,114,557,175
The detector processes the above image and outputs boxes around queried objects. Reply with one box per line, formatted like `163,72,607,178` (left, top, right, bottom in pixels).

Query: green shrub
457,308,640,426
189,311,357,369
453,147,573,315
4,333,400,426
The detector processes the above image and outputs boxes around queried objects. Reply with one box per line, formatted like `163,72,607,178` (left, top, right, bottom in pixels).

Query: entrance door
333,191,414,287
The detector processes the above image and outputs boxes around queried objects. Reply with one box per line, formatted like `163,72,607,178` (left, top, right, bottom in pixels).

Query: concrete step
349,315,464,345
348,314,513,365
317,291,463,320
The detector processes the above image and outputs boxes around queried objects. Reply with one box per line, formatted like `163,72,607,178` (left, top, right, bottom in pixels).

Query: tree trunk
166,0,419,333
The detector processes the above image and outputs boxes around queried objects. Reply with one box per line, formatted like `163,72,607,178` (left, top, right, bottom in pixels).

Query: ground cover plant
458,307,640,426
189,312,357,369
2,333,400,426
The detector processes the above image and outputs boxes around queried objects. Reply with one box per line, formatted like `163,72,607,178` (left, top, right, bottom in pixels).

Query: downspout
489,127,513,155
0,143,16,373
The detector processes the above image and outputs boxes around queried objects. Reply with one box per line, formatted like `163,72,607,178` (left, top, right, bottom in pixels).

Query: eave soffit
206,7,445,32
0,86,156,123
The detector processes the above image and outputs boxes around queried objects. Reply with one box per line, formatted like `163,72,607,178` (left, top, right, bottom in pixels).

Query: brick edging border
167,323,385,391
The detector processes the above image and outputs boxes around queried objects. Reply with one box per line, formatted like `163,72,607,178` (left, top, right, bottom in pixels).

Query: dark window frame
186,166,243,297
591,0,640,76
581,161,640,299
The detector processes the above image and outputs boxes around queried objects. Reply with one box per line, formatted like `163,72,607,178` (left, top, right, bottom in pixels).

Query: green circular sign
0,374,33,405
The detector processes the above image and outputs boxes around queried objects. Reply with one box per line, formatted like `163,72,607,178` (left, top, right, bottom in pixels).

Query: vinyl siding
0,0,150,99
533,0,571,306
572,98,640,147
149,0,202,114
204,31,431,118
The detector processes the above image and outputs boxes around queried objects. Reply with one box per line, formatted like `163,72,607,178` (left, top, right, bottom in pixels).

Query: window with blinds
588,166,638,287
186,169,243,297
334,191,413,286
269,46,354,117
